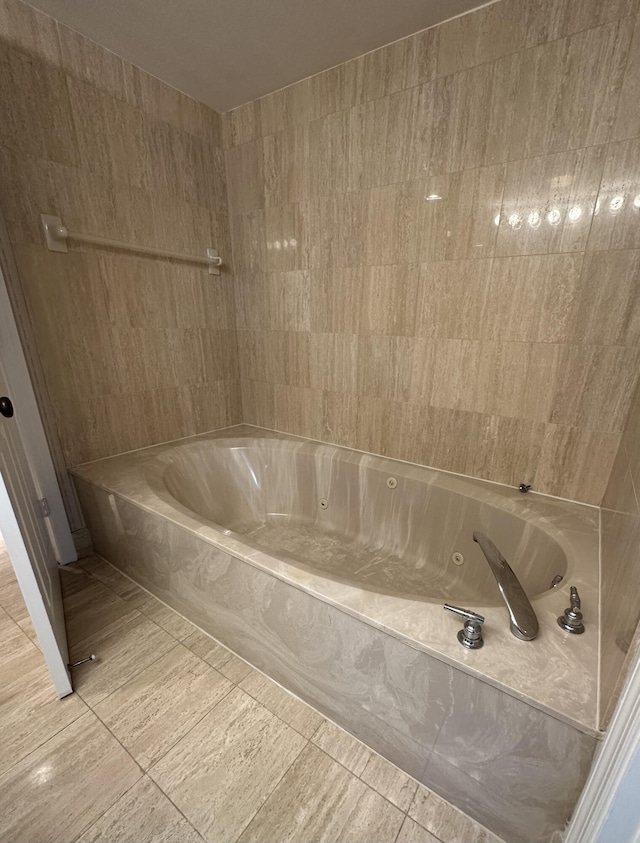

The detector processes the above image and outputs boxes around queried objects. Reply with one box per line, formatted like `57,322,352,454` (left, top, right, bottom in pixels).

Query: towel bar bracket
40,213,222,275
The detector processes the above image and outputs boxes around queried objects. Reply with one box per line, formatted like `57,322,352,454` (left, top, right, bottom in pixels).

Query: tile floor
0,538,504,843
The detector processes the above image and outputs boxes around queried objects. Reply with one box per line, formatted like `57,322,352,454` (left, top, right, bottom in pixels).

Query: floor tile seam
83,639,183,709
394,812,447,843
306,738,415,821
236,681,325,742
228,735,311,843
140,682,239,776
0,696,91,782
0,708,96,784
69,772,146,843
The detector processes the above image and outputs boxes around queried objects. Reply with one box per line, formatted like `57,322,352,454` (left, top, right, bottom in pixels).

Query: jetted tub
72,426,601,843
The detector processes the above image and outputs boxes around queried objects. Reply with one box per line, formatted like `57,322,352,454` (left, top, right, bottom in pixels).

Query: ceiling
25,0,490,112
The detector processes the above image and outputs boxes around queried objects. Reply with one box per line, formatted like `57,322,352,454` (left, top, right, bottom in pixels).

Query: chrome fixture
444,604,485,649
558,586,585,634
550,574,564,589
67,654,96,669
518,483,532,493
472,532,539,641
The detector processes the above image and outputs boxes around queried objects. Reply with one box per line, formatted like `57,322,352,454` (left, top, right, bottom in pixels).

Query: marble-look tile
265,202,309,271
364,181,422,266
236,270,311,332
263,124,309,206
409,784,503,843
149,687,306,842
312,721,373,776
588,138,640,251
484,254,582,343
550,345,640,432
58,24,133,104
415,259,492,340
310,267,363,334
600,506,640,723
308,110,349,197
0,713,142,843
613,9,640,141
78,776,203,843
183,628,255,683
238,743,404,843
570,250,640,345
226,139,264,214
79,555,147,603
430,54,522,175
357,336,417,402
307,192,366,269
497,146,606,256
420,166,505,262
94,644,232,769
510,21,631,159
309,333,358,393
424,667,597,842
436,0,526,78
62,576,133,645
396,816,441,843
137,595,199,641
534,424,619,503
360,752,418,811
69,611,177,706
239,671,323,738
524,0,637,47
0,649,89,776
0,0,61,64
359,265,419,336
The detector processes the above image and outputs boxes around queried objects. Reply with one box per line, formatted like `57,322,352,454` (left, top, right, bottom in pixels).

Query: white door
0,267,73,697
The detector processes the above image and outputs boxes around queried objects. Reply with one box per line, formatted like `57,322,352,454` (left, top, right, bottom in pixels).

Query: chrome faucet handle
557,586,585,634
444,604,485,650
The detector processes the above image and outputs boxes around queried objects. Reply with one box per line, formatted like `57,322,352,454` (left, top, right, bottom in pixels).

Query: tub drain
319,499,328,510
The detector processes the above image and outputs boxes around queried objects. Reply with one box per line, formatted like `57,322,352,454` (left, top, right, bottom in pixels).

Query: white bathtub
72,425,601,842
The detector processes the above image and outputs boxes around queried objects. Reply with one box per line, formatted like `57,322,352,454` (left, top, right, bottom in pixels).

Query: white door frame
565,645,640,843
0,259,75,564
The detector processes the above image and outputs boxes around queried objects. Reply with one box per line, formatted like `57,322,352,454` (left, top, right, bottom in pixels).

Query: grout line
72,555,498,841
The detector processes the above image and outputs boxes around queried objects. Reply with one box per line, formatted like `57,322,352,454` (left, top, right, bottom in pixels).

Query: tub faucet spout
472,531,539,641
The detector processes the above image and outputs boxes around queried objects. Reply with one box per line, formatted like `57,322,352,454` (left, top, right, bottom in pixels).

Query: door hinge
37,497,50,517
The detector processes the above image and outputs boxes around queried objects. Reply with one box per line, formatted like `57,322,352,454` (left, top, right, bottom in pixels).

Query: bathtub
72,425,600,843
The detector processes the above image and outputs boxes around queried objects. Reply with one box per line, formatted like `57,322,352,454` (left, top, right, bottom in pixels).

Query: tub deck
71,424,601,736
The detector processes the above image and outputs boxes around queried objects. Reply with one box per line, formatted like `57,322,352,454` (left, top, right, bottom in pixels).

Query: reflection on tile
0,713,141,843
588,138,640,251
238,744,404,843
420,166,505,261
79,776,203,843
94,644,232,769
0,650,88,776
239,671,323,738
312,721,373,776
149,687,306,842
497,147,606,256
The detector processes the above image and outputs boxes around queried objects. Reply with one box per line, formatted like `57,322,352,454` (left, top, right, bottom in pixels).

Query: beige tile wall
600,376,640,727
0,0,240,470
224,0,640,505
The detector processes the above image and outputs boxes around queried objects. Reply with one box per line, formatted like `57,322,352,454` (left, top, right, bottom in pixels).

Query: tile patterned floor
0,540,504,843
